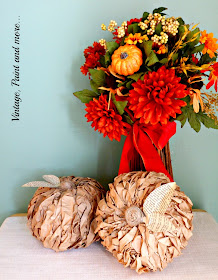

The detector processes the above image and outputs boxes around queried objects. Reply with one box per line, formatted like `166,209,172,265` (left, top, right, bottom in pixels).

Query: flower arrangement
74,7,218,179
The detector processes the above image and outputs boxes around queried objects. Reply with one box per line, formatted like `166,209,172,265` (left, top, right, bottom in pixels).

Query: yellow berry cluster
139,13,164,35
107,20,117,32
117,21,127,38
101,20,127,38
151,32,168,46
138,13,179,37
162,17,179,36
99,39,107,49
101,24,106,31
138,21,148,31
121,21,127,28
116,27,124,38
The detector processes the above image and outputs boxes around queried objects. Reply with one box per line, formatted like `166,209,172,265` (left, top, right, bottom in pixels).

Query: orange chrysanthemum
85,95,129,141
200,30,218,58
128,66,188,125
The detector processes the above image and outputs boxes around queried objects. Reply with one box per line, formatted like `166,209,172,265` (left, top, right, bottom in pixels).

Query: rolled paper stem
125,206,144,227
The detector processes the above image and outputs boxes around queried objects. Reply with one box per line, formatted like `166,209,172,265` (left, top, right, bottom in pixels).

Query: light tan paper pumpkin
95,171,193,273
24,175,105,252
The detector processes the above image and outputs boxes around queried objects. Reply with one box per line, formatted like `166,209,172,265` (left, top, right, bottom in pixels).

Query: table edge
10,209,206,217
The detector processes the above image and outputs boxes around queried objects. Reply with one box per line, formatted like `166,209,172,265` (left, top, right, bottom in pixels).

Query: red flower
191,54,199,64
85,95,129,141
112,29,125,44
128,66,188,125
206,62,218,91
127,18,142,26
84,42,105,57
113,18,142,44
80,42,106,76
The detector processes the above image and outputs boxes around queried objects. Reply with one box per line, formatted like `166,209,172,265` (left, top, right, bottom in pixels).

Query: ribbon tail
133,124,173,181
118,129,135,175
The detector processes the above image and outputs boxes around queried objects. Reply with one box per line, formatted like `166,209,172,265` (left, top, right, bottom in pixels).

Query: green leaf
146,51,159,66
89,69,105,86
177,17,185,26
111,94,128,115
181,95,191,104
140,73,146,80
123,114,134,125
159,58,168,64
118,81,127,87
144,66,152,72
153,7,167,14
99,55,106,68
176,96,218,131
187,28,200,47
172,53,178,63
176,113,187,127
178,25,185,36
196,111,218,129
119,37,125,46
142,11,149,21
127,23,139,34
127,72,144,81
126,80,133,89
188,110,201,132
104,52,111,66
186,28,199,40
199,53,216,65
181,117,187,127
191,44,205,54
106,41,119,54
155,22,162,35
90,80,100,94
73,89,99,103
176,96,197,131
143,40,153,57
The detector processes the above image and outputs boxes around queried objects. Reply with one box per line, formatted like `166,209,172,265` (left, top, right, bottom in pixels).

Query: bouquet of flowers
74,7,218,180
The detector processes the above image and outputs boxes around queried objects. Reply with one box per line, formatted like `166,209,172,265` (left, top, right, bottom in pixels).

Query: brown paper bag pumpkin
23,175,105,252
95,171,193,273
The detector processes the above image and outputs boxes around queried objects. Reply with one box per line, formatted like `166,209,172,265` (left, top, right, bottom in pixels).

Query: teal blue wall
1,0,217,225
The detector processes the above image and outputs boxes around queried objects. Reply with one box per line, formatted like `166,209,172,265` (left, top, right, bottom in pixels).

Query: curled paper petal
95,171,193,273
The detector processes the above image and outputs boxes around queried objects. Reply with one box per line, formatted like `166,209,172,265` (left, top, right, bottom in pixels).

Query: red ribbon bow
118,121,177,181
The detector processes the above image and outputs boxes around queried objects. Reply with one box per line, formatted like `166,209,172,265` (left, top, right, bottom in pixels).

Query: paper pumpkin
23,175,105,252
95,171,193,273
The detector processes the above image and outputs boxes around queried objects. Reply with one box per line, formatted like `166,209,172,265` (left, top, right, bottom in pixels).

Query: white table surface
0,212,218,280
